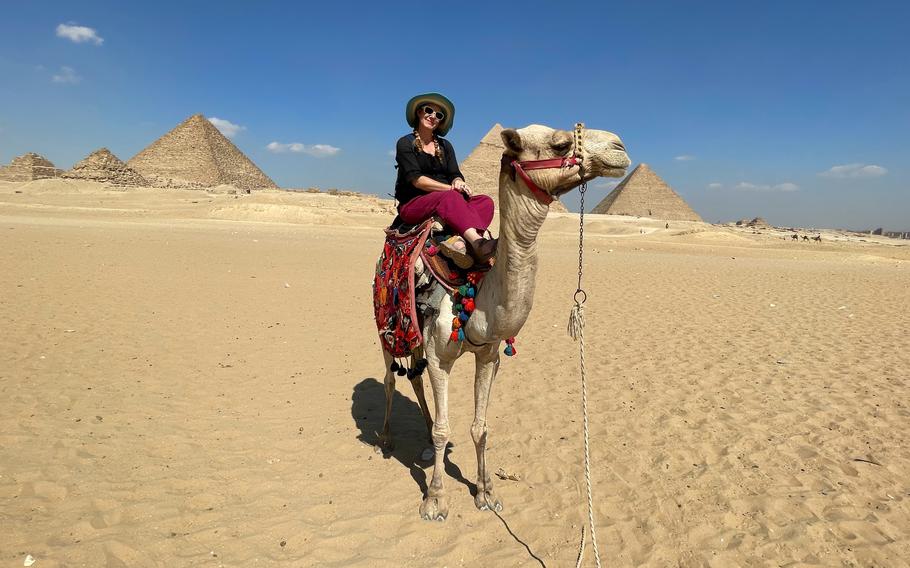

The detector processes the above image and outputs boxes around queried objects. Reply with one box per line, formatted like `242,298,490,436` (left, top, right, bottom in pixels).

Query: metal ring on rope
574,289,587,305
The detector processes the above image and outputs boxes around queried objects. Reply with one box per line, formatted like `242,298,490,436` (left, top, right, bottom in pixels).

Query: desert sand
1,179,908,567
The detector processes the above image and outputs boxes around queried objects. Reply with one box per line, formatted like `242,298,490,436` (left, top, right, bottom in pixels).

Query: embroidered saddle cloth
373,219,493,357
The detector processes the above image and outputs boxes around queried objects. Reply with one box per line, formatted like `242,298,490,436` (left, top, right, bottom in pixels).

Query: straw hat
405,92,455,136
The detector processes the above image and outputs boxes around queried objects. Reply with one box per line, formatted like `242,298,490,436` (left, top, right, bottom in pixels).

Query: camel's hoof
420,495,449,521
474,490,503,512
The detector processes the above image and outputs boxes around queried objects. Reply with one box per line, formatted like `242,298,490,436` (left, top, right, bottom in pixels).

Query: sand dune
1,181,908,567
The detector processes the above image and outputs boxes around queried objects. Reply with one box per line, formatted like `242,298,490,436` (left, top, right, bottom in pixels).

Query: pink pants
400,190,494,235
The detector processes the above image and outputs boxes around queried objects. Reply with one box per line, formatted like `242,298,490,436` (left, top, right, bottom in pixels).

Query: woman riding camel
394,93,496,268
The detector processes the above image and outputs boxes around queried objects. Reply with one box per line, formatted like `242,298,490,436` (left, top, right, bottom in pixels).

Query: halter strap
502,155,583,206
501,123,586,206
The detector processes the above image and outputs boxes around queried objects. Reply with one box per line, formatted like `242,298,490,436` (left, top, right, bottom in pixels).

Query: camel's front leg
420,356,454,521
472,344,503,512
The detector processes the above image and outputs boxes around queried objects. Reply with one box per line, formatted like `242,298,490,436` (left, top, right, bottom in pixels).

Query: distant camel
813,235,822,242
791,234,799,241
802,235,810,241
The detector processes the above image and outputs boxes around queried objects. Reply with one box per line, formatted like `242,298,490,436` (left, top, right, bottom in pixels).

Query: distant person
393,93,496,268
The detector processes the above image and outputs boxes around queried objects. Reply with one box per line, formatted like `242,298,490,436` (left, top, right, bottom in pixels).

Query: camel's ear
501,129,522,156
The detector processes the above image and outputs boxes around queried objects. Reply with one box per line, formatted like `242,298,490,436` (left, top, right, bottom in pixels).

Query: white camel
380,123,629,520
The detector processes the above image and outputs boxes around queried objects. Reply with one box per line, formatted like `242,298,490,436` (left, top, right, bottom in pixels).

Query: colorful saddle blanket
373,220,433,357
373,219,493,357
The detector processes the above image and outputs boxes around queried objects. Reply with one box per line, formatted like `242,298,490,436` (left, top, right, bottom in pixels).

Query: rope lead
569,177,602,568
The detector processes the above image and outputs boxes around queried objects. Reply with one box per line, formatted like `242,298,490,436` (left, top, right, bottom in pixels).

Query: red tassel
450,330,460,341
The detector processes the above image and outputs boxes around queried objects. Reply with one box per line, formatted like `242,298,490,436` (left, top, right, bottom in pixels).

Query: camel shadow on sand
352,378,548,567
352,378,473,498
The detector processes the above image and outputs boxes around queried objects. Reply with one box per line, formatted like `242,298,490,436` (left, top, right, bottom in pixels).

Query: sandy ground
1,180,908,567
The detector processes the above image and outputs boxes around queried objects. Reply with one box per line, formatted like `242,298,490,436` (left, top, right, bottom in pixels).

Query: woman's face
418,103,444,131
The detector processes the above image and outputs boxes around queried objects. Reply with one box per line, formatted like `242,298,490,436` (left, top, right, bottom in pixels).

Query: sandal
439,236,474,269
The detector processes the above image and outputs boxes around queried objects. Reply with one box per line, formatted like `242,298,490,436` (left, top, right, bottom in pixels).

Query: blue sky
1,1,907,229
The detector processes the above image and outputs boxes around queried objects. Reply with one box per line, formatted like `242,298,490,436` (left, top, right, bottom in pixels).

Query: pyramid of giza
459,124,569,213
592,163,702,221
127,114,277,190
63,148,148,186
0,152,63,181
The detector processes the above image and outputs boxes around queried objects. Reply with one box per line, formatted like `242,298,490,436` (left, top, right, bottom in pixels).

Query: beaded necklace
413,129,444,162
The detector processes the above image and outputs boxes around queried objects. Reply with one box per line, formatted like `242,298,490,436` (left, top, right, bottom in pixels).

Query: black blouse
394,134,465,208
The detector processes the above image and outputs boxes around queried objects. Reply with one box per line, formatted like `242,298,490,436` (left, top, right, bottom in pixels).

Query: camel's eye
552,140,572,154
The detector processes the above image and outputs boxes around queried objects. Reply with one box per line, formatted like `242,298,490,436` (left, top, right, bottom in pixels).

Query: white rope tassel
567,302,585,341
569,301,602,568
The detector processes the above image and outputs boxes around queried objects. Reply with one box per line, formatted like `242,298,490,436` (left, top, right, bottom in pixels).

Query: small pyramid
63,148,148,186
0,152,63,181
127,114,277,190
592,163,702,221
459,124,569,213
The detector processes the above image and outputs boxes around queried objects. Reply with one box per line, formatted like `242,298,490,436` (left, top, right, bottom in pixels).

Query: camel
378,124,630,520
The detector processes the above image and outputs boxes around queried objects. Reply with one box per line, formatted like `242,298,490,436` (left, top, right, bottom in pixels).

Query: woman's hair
413,128,444,162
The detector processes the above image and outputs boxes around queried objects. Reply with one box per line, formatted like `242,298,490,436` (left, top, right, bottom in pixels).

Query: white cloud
56,23,104,45
52,66,81,84
674,155,696,161
707,182,723,189
593,180,620,190
734,181,799,192
267,141,341,157
208,117,246,139
818,163,887,179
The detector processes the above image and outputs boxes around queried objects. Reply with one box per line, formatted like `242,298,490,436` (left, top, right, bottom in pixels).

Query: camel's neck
466,170,550,343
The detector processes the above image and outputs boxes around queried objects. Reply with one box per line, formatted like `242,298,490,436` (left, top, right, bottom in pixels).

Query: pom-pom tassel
504,337,517,357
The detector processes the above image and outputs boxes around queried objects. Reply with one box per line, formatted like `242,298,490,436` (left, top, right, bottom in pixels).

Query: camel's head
501,124,630,200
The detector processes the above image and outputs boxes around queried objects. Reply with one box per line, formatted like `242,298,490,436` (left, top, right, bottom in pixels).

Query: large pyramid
127,114,277,190
0,152,63,181
63,148,148,186
459,124,569,213
591,163,702,221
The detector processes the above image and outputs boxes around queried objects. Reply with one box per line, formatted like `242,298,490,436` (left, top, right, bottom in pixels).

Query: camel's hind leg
379,350,396,452
407,348,434,448
472,344,503,512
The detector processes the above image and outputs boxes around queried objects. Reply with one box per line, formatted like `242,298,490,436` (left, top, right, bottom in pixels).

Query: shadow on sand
352,377,547,567
352,377,472,497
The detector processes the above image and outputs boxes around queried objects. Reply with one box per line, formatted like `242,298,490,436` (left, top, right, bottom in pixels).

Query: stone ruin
0,152,63,181
63,148,148,186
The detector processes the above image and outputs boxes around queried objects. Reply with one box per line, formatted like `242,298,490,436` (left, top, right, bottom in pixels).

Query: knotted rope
569,177,602,568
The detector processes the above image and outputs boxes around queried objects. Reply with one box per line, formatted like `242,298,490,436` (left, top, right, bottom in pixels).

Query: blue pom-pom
457,329,465,342
504,345,514,356
467,287,475,298
459,311,469,322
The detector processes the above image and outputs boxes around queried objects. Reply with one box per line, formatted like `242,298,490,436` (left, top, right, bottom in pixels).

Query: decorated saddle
372,218,493,361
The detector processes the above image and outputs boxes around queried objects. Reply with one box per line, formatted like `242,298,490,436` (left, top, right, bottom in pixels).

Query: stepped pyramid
0,152,63,181
459,124,568,213
592,163,702,221
63,148,148,186
127,114,277,190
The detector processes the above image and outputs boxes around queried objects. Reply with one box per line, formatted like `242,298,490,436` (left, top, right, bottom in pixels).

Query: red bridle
501,155,582,206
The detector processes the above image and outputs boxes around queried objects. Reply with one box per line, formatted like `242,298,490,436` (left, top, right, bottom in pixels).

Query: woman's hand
452,180,472,196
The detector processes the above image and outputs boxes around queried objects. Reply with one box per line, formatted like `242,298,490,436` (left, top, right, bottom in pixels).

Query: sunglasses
422,106,446,121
